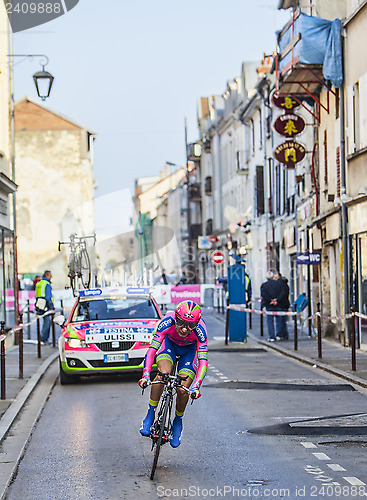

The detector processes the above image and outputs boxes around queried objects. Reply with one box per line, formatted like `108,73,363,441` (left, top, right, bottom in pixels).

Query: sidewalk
212,308,367,389
0,336,59,444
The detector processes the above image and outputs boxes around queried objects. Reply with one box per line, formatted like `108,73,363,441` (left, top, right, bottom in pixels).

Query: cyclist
138,300,208,447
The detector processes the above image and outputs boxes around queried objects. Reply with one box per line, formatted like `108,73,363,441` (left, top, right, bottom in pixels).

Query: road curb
248,332,367,390
0,351,59,445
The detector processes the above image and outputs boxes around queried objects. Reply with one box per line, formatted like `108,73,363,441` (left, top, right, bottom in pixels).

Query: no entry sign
211,251,225,265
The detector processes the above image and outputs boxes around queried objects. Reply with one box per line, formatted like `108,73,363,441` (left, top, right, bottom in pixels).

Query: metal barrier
227,303,367,372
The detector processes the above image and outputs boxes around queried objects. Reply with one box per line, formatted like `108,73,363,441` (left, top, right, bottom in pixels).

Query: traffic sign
211,251,225,265
296,252,321,265
207,236,219,243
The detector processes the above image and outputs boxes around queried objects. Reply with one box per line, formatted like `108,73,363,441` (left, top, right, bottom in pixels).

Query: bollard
36,316,41,358
249,307,252,330
60,299,64,316
351,308,356,371
1,321,5,400
260,309,264,337
52,312,56,348
27,299,31,340
293,305,298,351
317,302,322,359
19,312,24,379
225,307,229,345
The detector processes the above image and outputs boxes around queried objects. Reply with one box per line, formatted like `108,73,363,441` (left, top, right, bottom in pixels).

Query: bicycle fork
151,392,173,450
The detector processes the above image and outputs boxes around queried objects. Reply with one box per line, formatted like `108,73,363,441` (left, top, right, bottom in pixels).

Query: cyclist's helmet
175,300,202,329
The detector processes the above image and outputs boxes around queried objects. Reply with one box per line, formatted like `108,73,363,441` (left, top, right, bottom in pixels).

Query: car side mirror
53,314,65,326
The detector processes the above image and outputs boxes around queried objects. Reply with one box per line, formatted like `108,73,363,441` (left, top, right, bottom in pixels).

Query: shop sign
296,252,321,265
273,113,305,137
272,94,300,111
274,140,306,169
198,236,212,250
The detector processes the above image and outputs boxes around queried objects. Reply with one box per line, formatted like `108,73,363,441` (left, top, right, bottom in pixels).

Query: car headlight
65,338,88,348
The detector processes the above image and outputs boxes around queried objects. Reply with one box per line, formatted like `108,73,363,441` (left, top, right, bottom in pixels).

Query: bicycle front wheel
150,397,170,480
69,255,77,295
78,249,91,289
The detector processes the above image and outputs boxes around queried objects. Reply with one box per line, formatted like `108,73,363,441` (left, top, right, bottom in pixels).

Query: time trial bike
142,361,194,480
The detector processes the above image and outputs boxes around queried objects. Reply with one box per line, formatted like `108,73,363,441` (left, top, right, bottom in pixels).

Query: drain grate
243,480,271,487
319,440,367,447
208,348,266,353
205,381,355,391
247,413,367,436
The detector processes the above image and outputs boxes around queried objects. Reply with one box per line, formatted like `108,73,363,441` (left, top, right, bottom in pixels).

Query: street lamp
9,54,54,101
8,53,54,323
32,66,54,101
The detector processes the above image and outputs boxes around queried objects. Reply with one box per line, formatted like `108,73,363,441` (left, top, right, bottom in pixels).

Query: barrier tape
229,305,363,323
227,304,297,316
0,334,5,342
6,309,62,336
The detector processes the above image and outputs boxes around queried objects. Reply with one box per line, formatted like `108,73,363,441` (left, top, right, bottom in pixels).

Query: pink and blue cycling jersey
142,312,208,389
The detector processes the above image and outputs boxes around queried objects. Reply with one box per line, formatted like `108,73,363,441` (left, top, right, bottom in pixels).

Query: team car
56,287,163,384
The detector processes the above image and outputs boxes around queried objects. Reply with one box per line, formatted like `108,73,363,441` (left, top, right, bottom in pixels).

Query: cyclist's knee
176,386,189,398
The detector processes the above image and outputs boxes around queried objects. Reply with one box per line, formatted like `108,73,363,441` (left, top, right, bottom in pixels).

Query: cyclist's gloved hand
138,377,151,389
190,387,201,399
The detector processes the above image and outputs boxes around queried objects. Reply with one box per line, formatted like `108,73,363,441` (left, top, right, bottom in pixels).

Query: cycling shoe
170,416,183,448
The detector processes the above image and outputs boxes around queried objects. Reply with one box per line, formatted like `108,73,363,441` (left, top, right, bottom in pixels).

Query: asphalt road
6,312,367,500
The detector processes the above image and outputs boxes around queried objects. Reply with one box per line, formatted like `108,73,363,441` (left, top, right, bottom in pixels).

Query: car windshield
71,297,160,322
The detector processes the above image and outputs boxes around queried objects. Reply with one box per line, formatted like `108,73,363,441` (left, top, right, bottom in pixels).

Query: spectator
260,271,286,342
35,270,54,344
33,275,41,290
245,271,252,306
277,273,290,340
161,269,168,285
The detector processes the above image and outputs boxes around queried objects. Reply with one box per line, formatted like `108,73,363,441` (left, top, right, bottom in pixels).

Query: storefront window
4,231,15,326
0,233,4,322
353,233,367,346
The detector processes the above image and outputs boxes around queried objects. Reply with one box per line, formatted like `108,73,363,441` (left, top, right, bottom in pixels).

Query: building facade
15,98,96,290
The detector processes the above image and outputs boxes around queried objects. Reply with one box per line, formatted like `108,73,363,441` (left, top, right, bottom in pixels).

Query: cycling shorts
156,336,198,380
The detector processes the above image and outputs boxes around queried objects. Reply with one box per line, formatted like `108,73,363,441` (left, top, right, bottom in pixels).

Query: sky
12,0,289,201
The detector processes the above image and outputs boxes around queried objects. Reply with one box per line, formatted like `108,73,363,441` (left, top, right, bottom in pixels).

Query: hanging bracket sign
272,94,300,111
274,140,306,169
273,113,305,137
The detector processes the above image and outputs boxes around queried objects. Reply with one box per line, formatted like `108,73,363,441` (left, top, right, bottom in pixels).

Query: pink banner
170,285,201,304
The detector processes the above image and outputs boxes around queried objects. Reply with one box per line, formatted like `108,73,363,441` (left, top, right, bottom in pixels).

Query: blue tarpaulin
278,12,343,88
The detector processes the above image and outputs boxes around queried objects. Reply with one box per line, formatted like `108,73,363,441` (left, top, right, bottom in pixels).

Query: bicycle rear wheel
150,397,170,480
78,248,91,289
69,255,77,296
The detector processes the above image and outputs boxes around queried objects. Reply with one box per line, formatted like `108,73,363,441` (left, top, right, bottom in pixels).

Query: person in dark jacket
260,272,286,341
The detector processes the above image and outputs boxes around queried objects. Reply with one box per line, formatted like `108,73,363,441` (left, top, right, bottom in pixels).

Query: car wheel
59,359,79,385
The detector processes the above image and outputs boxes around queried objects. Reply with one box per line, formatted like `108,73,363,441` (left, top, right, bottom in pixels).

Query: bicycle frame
58,233,96,295
146,362,190,480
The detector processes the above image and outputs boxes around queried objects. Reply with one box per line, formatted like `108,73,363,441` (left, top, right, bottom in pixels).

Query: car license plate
104,354,128,363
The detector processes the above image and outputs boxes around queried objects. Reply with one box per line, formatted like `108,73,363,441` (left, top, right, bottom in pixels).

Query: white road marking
327,464,346,472
220,376,228,380
312,452,331,461
301,442,317,449
343,477,366,486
